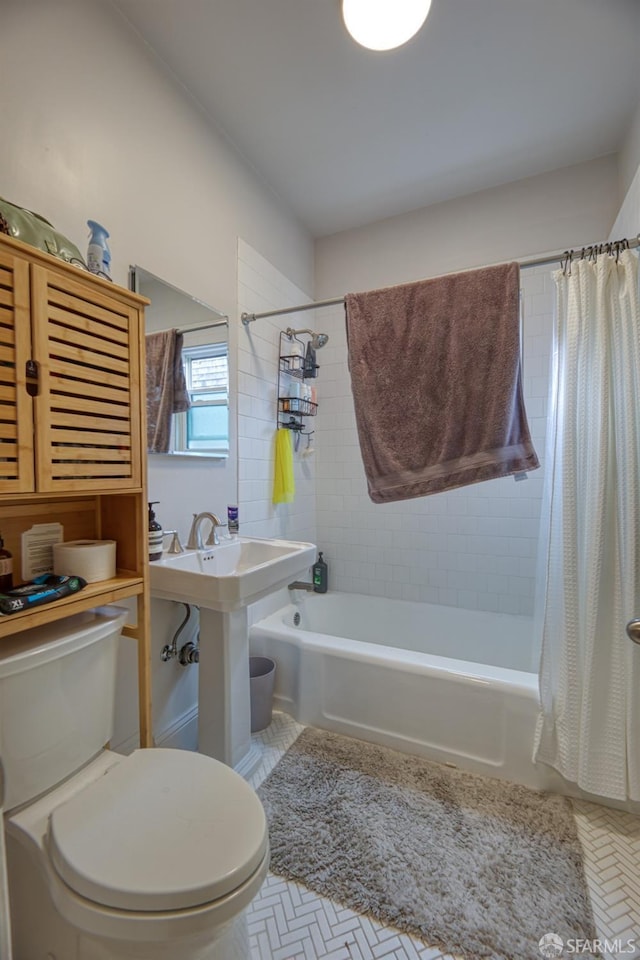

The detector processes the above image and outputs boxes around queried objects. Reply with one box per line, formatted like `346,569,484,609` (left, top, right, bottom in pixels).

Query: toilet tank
0,606,128,812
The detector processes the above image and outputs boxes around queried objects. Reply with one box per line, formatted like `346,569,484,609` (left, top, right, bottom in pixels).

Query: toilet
1,605,269,960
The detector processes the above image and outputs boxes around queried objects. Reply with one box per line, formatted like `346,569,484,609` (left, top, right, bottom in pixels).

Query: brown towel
345,262,539,503
145,330,190,453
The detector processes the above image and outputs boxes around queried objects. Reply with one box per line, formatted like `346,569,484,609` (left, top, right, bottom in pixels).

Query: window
173,343,229,455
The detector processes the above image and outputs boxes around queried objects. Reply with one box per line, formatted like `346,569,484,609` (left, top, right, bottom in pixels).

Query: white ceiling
112,0,640,238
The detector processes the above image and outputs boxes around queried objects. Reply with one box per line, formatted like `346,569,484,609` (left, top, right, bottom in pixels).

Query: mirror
130,266,229,458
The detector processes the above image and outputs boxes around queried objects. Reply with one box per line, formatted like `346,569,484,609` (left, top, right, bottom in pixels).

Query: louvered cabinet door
30,265,143,493
0,248,35,493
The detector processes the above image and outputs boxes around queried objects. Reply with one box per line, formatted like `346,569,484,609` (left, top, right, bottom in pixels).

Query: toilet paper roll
53,540,117,584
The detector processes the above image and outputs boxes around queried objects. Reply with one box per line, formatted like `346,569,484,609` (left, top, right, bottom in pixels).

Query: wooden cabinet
0,240,143,494
0,234,152,746
0,243,33,493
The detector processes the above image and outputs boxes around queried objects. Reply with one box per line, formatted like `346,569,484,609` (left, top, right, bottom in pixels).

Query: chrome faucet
186,512,224,550
162,530,184,554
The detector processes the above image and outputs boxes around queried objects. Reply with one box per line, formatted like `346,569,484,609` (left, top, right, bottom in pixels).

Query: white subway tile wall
237,240,318,546
237,243,554,616
313,266,554,616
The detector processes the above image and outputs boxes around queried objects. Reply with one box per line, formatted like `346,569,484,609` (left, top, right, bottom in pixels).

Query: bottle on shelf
288,338,304,374
0,533,13,592
86,220,111,279
148,502,163,562
288,380,301,412
303,341,317,378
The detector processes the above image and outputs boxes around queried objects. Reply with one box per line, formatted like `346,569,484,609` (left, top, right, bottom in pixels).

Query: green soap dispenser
148,502,163,562
313,552,328,594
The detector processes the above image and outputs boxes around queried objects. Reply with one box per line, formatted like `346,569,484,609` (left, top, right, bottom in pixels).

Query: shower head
286,327,329,349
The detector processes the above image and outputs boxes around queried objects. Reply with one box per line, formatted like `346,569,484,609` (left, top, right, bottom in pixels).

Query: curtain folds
534,250,640,802
145,329,190,454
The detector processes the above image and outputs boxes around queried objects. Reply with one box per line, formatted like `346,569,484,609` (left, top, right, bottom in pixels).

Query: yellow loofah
273,428,295,504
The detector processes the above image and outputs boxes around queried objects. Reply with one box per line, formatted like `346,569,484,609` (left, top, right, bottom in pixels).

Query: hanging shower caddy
277,329,318,434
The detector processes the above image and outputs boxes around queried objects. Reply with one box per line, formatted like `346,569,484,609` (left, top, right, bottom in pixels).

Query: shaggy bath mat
258,728,597,960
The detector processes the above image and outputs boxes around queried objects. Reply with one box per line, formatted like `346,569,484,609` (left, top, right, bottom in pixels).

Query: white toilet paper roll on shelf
53,540,117,583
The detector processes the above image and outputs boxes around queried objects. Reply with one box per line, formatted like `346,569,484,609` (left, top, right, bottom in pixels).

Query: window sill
148,450,229,460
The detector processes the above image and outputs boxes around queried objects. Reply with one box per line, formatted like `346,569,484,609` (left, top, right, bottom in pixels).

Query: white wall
610,163,640,241
237,240,317,548
619,92,640,204
315,157,619,298
0,0,313,541
312,157,620,618
0,0,314,749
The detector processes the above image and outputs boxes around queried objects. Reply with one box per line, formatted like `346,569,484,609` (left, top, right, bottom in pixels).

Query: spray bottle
87,220,111,278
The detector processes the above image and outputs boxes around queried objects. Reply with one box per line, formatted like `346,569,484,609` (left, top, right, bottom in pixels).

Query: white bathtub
249,592,555,791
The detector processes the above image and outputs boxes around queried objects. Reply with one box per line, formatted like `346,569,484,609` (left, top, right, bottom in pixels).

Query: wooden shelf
0,234,152,747
0,574,144,639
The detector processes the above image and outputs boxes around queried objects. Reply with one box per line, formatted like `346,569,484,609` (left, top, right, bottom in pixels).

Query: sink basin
150,536,316,611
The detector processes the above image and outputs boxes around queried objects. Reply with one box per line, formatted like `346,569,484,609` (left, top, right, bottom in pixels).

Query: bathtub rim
250,601,539,700
250,595,640,814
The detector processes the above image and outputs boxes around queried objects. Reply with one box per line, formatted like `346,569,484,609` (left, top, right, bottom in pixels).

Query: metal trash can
249,656,276,733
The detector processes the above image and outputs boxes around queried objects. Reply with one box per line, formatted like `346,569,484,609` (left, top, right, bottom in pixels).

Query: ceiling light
341,0,432,52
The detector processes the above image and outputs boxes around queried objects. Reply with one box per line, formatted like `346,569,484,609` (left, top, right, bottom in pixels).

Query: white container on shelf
53,540,116,584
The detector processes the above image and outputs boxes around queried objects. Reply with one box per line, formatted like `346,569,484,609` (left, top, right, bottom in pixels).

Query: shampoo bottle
148,502,163,562
303,341,317,378
0,533,13,592
312,551,327,593
87,220,111,278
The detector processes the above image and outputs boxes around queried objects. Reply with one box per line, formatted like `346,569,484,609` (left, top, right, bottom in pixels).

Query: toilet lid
48,749,268,912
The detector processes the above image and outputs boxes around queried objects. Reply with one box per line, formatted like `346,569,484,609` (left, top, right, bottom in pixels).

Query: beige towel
345,262,539,502
145,330,190,453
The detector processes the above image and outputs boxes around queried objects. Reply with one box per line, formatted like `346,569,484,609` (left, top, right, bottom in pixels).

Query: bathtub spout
288,580,315,592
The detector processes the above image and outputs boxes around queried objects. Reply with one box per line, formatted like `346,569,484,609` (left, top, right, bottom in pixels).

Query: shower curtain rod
240,234,640,326
154,317,229,336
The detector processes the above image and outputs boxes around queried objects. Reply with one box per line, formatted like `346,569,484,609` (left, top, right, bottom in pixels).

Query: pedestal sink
150,536,316,775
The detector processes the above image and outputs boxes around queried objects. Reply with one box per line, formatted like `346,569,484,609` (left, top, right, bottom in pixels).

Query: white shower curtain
534,249,640,802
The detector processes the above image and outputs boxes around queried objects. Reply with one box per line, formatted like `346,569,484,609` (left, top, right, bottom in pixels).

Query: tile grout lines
573,798,640,952
246,713,640,960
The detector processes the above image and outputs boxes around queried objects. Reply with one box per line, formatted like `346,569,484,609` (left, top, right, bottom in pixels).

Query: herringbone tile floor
573,799,640,955
247,713,640,960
